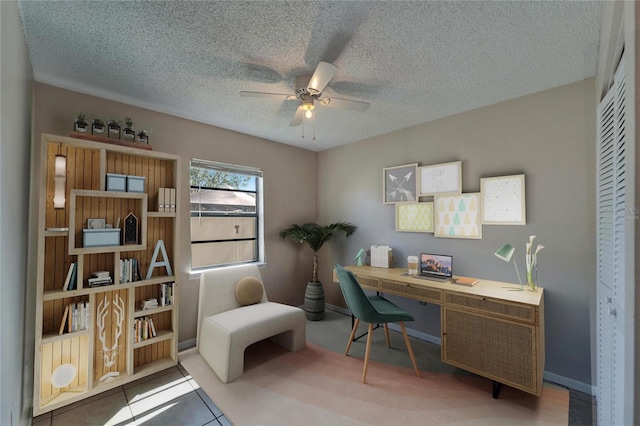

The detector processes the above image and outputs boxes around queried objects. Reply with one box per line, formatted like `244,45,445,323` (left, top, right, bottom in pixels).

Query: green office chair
335,264,420,383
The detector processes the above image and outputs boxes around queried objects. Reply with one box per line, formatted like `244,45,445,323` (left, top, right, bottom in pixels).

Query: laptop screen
419,253,453,279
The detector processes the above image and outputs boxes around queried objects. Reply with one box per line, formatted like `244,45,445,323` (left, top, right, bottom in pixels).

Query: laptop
418,253,453,282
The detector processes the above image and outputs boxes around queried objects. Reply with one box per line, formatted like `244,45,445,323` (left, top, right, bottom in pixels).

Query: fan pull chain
312,111,316,140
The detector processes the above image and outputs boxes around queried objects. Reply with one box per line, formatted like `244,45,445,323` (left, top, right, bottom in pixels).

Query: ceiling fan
240,62,370,127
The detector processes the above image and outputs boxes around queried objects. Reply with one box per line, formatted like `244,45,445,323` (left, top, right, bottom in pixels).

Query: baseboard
543,371,594,395
179,338,196,352
326,303,593,394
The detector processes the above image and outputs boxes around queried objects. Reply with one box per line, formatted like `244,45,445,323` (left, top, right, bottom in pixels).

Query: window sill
189,262,267,281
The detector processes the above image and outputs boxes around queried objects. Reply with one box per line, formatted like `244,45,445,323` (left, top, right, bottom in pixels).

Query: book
158,188,166,212
453,276,479,286
149,318,157,337
84,301,90,329
68,263,78,291
59,304,70,334
62,263,75,291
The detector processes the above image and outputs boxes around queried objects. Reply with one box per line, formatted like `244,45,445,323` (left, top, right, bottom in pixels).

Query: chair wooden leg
383,323,390,348
344,318,360,356
362,323,374,384
400,322,420,378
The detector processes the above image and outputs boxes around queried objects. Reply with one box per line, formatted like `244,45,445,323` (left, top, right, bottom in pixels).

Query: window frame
189,159,264,272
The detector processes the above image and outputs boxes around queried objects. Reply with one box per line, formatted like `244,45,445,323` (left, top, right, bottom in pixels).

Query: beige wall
318,79,596,390
32,83,318,343
1,1,34,423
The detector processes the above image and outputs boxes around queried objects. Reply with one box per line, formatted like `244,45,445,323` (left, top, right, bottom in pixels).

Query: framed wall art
434,193,482,239
395,202,434,233
383,163,418,204
418,161,462,196
481,174,526,225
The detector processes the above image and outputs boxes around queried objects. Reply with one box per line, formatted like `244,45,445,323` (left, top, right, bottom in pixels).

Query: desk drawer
357,276,379,290
380,280,442,303
444,292,536,323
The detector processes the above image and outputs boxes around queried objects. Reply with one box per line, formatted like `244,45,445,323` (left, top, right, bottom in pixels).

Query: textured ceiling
18,1,602,152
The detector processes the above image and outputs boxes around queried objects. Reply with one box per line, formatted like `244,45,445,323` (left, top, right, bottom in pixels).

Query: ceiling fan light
301,102,315,111
305,110,313,119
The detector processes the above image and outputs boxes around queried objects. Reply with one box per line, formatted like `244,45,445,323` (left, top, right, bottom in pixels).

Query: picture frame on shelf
383,163,418,204
480,174,526,225
418,160,462,196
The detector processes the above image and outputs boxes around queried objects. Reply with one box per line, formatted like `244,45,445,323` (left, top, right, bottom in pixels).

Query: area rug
179,340,568,425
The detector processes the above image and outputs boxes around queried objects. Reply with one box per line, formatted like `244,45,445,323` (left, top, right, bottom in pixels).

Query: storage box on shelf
32,133,180,415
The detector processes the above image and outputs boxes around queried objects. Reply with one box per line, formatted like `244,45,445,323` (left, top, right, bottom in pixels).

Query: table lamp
494,244,524,291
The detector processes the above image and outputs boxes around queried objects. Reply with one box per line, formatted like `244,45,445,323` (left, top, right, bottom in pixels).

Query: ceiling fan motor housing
294,75,313,97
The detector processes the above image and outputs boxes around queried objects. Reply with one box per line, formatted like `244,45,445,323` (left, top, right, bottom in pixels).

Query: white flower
535,244,544,255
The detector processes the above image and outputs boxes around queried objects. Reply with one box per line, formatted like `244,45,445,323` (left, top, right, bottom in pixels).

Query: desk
334,265,545,396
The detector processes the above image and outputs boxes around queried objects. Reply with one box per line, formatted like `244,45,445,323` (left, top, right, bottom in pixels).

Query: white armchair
197,264,306,383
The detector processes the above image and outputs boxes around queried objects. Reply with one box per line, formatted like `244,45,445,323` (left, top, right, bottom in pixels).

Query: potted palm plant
280,222,356,320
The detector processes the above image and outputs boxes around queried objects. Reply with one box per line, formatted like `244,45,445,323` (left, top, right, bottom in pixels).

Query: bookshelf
33,133,180,415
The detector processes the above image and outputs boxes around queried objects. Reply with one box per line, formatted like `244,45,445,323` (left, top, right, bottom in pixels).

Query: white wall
317,79,596,392
0,1,34,424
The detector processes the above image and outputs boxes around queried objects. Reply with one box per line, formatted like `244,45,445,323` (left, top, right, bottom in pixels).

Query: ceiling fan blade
307,62,338,95
240,91,292,99
320,97,370,112
289,106,304,127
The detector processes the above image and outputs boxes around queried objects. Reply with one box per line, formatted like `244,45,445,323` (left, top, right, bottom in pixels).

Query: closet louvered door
596,55,634,426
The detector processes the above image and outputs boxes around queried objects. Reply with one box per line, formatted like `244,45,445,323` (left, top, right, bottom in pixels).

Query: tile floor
32,364,230,426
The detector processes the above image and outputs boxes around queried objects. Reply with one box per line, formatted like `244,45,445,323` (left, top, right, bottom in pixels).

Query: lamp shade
495,244,515,262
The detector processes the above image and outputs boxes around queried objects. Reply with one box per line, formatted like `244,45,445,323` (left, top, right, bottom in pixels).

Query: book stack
159,282,174,306
59,301,90,335
88,271,113,287
140,298,158,311
120,258,142,283
370,245,392,268
134,316,157,343
62,262,78,291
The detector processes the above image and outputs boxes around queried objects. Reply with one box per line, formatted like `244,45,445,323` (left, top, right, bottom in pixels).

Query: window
190,159,263,270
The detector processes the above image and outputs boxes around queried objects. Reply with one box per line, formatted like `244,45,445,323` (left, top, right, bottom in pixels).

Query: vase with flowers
525,235,544,291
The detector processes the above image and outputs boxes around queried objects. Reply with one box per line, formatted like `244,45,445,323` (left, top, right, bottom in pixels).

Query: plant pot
74,121,88,133
108,124,121,139
123,127,135,140
304,281,325,321
92,123,105,135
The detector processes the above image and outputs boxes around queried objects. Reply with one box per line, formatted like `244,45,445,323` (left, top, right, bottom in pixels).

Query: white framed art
418,161,462,196
434,193,482,239
481,174,526,225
